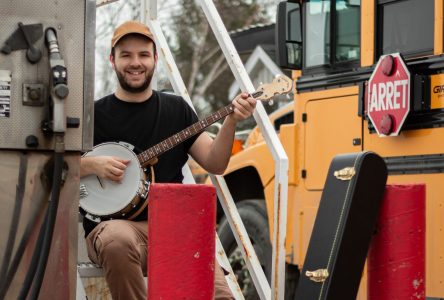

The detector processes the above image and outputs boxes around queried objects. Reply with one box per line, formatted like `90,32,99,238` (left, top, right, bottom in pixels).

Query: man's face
111,35,157,93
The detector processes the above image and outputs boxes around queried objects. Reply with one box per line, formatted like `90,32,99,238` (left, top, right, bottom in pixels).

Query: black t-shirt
83,91,199,236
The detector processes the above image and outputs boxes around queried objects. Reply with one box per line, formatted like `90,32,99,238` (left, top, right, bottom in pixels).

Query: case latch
334,167,356,181
305,268,329,282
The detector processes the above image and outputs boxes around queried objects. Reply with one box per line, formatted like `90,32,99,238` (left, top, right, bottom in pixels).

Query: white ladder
142,1,289,300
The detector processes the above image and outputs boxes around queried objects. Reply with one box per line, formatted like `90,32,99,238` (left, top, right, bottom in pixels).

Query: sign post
367,53,410,136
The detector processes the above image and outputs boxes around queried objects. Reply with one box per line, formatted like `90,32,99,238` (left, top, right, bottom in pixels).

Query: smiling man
80,21,256,300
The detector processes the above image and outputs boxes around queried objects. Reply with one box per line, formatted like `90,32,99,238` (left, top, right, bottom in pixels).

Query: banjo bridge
96,176,105,188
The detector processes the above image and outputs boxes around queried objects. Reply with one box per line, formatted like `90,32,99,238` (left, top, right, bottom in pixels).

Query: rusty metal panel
0,151,80,300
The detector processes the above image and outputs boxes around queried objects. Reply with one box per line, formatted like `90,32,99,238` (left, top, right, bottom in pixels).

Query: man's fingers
234,98,253,115
112,160,130,170
234,105,249,117
240,92,250,99
105,167,125,182
247,97,257,108
113,157,131,164
230,93,256,122
103,165,124,176
116,158,131,164
111,166,125,176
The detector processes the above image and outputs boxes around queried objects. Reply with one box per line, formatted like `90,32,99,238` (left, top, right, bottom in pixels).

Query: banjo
80,75,293,222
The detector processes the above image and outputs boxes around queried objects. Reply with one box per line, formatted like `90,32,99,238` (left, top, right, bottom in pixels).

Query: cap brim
112,32,154,48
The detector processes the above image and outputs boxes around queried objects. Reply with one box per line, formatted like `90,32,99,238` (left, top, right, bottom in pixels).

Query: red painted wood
368,184,425,299
148,183,216,300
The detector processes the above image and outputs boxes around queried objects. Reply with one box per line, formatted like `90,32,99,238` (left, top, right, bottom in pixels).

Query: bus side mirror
276,1,302,70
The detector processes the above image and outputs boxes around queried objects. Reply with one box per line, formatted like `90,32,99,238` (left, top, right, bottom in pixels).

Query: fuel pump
0,0,95,299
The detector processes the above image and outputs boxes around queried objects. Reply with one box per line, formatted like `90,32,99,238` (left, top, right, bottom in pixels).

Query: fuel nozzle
44,28,68,134
45,28,69,100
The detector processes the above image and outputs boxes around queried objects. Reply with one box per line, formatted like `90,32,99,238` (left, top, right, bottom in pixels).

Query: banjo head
80,142,143,217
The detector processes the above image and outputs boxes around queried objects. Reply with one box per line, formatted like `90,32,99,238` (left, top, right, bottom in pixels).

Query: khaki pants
86,220,234,300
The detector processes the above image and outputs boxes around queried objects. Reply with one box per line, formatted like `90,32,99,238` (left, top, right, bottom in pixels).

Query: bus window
304,0,361,70
377,0,433,57
305,0,331,67
335,0,360,63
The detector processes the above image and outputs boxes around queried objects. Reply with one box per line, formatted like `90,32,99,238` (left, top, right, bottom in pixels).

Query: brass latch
305,268,329,283
334,167,355,181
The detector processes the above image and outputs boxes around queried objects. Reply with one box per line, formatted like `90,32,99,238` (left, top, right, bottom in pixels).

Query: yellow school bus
217,0,444,298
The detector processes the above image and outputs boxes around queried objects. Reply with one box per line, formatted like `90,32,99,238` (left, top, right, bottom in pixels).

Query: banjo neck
136,90,263,166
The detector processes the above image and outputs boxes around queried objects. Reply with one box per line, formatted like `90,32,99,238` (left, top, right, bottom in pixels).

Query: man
80,21,256,300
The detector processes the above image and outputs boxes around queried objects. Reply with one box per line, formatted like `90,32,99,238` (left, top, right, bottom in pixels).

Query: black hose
0,154,28,293
17,152,64,300
28,152,64,300
17,207,49,300
0,197,47,300
0,154,28,278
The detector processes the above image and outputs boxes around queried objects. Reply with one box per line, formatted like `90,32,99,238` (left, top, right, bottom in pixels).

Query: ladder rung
77,262,104,278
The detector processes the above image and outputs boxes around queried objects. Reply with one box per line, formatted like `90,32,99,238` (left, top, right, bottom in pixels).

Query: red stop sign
367,53,410,136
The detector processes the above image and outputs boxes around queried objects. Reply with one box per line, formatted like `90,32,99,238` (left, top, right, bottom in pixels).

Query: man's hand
227,92,257,123
81,156,130,182
188,93,256,174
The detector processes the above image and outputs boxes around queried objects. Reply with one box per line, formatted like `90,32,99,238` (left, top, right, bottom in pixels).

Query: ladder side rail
229,46,284,99
76,270,87,300
96,0,118,8
216,234,246,300
143,3,194,110
197,1,289,300
211,175,271,300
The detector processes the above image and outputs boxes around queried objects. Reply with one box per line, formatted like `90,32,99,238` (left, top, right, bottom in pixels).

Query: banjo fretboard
136,90,263,165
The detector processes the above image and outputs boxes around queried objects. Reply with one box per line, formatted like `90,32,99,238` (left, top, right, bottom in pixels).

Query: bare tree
171,0,268,116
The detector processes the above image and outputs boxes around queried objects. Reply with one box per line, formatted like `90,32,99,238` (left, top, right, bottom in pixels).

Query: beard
115,67,154,93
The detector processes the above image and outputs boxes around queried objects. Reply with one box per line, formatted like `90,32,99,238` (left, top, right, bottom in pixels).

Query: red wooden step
148,183,216,300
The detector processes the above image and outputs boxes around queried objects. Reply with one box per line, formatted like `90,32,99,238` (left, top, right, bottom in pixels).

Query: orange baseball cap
111,21,154,48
